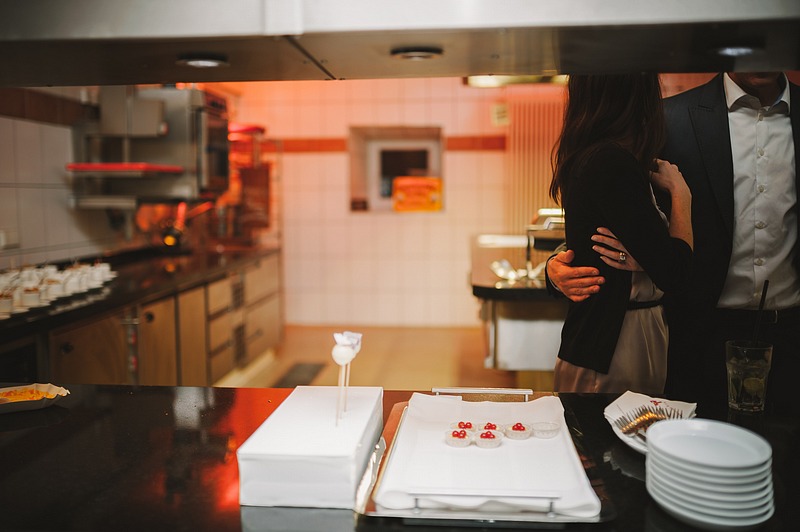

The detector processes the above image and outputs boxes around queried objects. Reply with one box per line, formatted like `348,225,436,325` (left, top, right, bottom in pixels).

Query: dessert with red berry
445,428,472,447
474,429,503,448
449,421,476,433
504,421,532,440
476,421,499,431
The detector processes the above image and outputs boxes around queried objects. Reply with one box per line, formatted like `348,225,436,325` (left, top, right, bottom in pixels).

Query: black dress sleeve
584,147,693,294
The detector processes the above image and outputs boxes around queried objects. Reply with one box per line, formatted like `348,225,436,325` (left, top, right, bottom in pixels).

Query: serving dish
0,383,70,414
357,389,615,527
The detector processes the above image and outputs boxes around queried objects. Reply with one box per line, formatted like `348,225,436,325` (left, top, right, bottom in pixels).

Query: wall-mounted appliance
73,86,228,199
132,87,230,196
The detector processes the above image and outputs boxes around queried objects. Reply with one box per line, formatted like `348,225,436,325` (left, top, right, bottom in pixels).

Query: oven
129,87,230,197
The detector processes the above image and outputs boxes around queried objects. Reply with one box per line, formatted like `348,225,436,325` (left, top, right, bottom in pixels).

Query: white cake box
237,386,384,509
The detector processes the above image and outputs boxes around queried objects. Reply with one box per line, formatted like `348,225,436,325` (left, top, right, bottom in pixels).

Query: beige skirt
554,271,668,395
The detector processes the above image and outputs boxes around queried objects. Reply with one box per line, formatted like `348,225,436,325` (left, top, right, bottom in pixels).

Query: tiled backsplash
0,115,140,269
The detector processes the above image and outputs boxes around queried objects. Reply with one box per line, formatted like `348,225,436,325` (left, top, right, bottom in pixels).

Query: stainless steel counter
471,235,567,371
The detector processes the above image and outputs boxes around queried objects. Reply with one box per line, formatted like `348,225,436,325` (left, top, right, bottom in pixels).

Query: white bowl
532,421,561,439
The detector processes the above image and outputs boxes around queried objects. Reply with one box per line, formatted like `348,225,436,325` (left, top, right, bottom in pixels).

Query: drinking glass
725,340,772,413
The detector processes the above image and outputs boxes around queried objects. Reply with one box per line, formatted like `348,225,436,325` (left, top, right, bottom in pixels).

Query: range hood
0,0,798,87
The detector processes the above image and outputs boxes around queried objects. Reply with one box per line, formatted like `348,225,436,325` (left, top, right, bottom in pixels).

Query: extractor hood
0,0,798,87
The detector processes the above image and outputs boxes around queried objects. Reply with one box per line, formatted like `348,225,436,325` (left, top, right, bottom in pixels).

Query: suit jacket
662,73,800,308
660,73,800,397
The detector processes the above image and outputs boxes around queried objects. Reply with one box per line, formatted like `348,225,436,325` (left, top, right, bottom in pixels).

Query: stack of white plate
645,419,774,531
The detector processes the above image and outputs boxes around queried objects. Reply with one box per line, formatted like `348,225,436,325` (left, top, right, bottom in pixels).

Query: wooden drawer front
207,277,232,316
208,312,232,353
245,295,281,364
209,346,235,384
49,314,128,385
178,287,207,386
138,297,177,386
244,255,279,305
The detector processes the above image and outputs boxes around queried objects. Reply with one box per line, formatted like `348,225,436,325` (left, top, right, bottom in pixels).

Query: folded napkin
373,393,601,519
603,391,697,454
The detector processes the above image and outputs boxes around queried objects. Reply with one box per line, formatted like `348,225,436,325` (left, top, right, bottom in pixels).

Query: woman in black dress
549,74,693,394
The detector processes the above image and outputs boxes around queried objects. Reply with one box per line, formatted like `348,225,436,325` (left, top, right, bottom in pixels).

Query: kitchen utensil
490,259,523,281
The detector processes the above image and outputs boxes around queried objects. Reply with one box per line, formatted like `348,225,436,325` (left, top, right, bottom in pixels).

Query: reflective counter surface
0,385,797,531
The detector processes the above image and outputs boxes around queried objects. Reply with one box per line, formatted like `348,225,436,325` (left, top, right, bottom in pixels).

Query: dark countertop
0,385,796,531
0,246,279,345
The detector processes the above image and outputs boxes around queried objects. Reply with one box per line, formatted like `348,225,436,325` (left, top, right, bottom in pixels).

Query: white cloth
720,73,799,310
373,393,601,519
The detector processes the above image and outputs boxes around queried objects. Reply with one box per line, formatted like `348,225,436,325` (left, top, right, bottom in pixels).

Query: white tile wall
234,77,525,327
0,117,137,268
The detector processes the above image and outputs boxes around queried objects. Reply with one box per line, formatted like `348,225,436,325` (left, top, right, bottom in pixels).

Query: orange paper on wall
391,176,442,212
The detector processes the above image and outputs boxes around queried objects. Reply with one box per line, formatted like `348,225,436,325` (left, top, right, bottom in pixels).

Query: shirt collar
723,73,790,112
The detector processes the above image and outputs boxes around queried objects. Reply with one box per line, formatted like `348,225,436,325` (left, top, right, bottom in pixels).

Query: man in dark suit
547,72,800,415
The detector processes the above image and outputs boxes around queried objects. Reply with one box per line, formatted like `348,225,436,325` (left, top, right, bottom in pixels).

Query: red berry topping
483,422,497,430
458,421,473,429
480,431,496,439
512,423,526,431
451,429,467,439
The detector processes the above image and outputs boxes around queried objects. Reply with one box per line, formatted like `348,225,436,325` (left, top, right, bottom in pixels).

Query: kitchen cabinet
243,254,279,306
205,254,282,380
49,311,131,385
137,297,178,386
26,250,282,387
242,254,281,365
178,287,207,386
207,275,238,383
244,295,280,366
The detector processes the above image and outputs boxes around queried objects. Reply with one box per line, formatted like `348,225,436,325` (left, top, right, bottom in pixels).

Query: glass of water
725,340,773,413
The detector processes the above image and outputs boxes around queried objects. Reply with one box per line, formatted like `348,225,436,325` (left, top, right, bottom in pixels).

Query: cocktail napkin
603,391,697,454
373,393,601,519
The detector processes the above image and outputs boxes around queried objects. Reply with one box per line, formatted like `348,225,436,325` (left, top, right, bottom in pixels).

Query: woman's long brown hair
549,73,666,204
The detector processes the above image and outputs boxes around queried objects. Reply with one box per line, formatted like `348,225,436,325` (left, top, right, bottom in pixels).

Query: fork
613,405,682,439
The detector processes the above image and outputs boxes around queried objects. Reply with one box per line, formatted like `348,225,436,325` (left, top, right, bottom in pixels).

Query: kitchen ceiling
0,0,798,87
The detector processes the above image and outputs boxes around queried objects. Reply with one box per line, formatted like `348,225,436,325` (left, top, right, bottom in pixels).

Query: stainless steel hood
0,0,798,87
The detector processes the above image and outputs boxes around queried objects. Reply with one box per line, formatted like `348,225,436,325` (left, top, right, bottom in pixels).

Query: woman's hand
591,227,643,272
650,158,694,249
649,158,690,198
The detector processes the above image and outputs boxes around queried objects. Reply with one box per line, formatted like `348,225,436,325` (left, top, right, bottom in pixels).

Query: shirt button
755,221,766,229
757,148,765,157
757,184,766,193
755,258,765,266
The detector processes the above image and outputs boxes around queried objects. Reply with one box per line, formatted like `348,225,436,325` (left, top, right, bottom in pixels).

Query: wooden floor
217,325,555,392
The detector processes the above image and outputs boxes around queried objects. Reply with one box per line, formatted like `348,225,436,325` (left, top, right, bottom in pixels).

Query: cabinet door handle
143,311,155,323
246,328,264,341
60,342,74,355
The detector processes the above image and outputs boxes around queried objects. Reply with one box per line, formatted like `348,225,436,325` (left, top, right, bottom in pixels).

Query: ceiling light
390,46,444,61
465,75,568,88
176,53,229,68
715,46,757,57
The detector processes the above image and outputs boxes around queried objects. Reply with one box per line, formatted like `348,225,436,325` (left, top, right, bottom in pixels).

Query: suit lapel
790,80,800,270
689,74,734,237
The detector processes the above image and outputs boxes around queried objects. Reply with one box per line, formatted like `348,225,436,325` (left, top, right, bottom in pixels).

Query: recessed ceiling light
176,53,229,68
465,75,568,88
390,46,444,61
715,46,757,57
